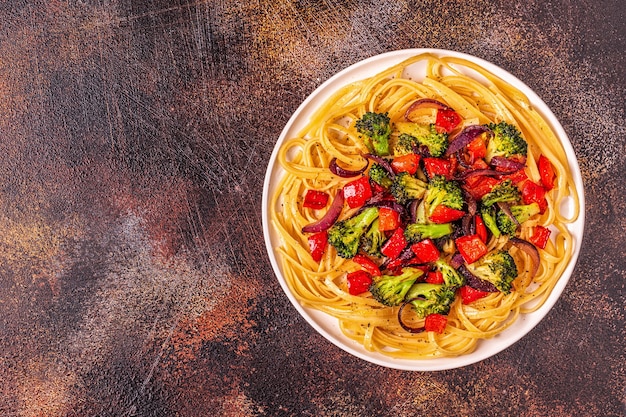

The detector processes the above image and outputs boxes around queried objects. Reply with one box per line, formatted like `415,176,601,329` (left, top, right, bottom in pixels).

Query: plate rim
261,48,585,371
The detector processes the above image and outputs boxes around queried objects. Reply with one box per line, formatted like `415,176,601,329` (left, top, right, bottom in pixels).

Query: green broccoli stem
404,222,453,243
327,207,379,259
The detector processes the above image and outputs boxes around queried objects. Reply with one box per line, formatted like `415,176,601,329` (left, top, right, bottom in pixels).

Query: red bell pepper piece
307,231,327,262
303,190,329,209
458,285,490,304
448,155,459,176
384,257,426,273
391,153,420,175
346,270,373,295
380,227,407,259
423,157,452,179
529,225,551,249
425,270,444,284
352,254,381,277
462,175,481,188
383,257,406,273
470,159,489,170
455,234,488,264
410,238,440,264
538,155,556,191
466,135,486,162
428,205,466,224
343,176,372,209
463,176,500,200
378,207,400,232
474,214,488,243
521,180,548,213
435,108,462,134
499,168,528,185
424,313,448,333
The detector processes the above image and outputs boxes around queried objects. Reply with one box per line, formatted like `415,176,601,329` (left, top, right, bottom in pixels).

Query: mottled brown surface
0,1,623,416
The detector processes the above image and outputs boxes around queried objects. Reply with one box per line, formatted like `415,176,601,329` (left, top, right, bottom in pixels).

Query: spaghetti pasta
269,53,580,359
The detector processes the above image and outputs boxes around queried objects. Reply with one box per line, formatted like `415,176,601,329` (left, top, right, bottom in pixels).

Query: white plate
261,49,585,371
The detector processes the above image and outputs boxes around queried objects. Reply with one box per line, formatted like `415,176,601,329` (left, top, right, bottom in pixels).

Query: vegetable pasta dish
268,52,580,359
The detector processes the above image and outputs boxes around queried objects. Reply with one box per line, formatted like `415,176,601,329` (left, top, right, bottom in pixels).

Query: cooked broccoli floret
434,258,465,288
394,133,419,156
485,121,528,162
355,112,392,156
404,222,454,243
360,218,386,257
404,283,457,318
390,172,428,204
328,207,379,259
495,213,517,237
480,204,501,238
369,267,425,307
418,124,449,157
424,175,464,218
465,249,518,294
481,179,520,207
395,122,449,157
368,164,393,189
496,202,541,236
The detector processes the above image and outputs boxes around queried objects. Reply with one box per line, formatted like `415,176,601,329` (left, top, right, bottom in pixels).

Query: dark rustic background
0,1,624,416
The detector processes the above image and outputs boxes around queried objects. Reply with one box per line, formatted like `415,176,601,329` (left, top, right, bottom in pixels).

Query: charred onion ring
363,153,395,178
398,299,426,333
497,202,520,227
404,98,450,121
408,199,420,223
510,237,540,278
490,156,526,171
301,189,344,233
329,157,368,178
455,168,517,181
458,264,499,292
450,252,464,269
445,125,491,156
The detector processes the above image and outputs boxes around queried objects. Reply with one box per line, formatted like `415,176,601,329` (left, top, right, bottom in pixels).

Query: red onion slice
510,237,540,278
490,156,526,171
455,150,472,169
458,264,499,292
302,189,344,233
408,199,420,223
450,252,465,269
364,191,387,206
329,157,368,178
497,202,520,226
464,191,477,216
445,125,491,156
461,214,474,237
455,168,517,181
398,300,426,333
404,98,450,121
363,153,395,178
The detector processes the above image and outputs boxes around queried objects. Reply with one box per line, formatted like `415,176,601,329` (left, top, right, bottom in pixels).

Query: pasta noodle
269,53,580,359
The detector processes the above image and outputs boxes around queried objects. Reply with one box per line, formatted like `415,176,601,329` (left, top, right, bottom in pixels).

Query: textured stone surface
0,1,623,416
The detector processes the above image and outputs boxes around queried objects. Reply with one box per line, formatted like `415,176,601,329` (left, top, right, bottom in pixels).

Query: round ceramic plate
262,49,585,371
